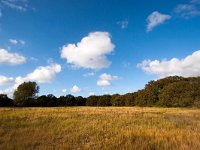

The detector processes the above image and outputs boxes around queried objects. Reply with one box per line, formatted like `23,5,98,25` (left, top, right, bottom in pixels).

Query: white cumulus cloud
0,48,26,65
0,76,14,86
138,50,200,78
19,63,62,84
0,88,14,98
97,73,119,86
70,85,81,93
61,32,115,70
147,11,171,32
0,63,61,97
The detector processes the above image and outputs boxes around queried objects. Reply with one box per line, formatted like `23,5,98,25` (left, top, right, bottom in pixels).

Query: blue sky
0,0,200,97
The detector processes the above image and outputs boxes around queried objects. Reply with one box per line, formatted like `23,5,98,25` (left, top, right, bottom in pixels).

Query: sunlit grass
0,107,200,150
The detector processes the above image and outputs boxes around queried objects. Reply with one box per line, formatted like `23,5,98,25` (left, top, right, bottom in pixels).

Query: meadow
0,107,200,150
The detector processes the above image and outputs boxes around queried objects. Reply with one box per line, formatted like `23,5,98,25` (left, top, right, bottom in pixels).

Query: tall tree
14,82,39,106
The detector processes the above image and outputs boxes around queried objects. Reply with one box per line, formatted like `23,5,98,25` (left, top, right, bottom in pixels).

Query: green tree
111,95,125,106
58,94,75,106
124,93,136,106
97,95,111,106
75,96,86,106
86,96,99,106
158,81,193,107
14,82,39,106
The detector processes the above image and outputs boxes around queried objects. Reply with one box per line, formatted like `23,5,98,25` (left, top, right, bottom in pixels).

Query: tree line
0,76,200,107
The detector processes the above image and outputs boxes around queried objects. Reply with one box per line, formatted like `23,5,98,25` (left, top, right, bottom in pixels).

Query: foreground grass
0,107,200,150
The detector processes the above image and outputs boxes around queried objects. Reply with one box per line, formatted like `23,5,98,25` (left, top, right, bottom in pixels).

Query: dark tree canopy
14,82,39,106
1,76,200,108
86,96,99,106
0,94,13,107
97,95,111,106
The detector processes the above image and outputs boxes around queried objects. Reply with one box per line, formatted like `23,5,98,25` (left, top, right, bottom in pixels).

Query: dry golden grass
0,107,200,150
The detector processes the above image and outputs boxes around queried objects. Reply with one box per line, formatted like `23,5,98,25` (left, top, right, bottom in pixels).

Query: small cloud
9,39,25,45
62,89,67,93
0,75,14,86
117,19,129,29
97,73,119,86
146,11,171,32
70,85,81,93
97,79,111,86
9,39,18,45
89,92,95,96
175,4,200,18
0,48,26,65
30,57,38,61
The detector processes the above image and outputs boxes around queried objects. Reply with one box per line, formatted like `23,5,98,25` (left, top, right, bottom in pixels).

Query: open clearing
0,107,200,150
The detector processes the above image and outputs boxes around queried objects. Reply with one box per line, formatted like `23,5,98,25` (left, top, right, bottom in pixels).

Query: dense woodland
0,76,200,107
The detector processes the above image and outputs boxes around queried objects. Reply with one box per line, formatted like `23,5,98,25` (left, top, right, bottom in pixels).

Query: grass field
0,107,200,150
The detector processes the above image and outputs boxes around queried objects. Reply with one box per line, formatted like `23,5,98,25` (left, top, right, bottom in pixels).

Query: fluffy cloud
70,85,81,93
19,63,61,84
0,48,26,65
61,32,115,70
147,11,171,32
0,76,14,86
0,63,61,97
97,73,119,86
0,88,14,98
138,50,200,78
97,80,111,86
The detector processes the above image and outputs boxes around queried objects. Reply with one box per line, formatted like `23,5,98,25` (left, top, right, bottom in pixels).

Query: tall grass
0,107,200,150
